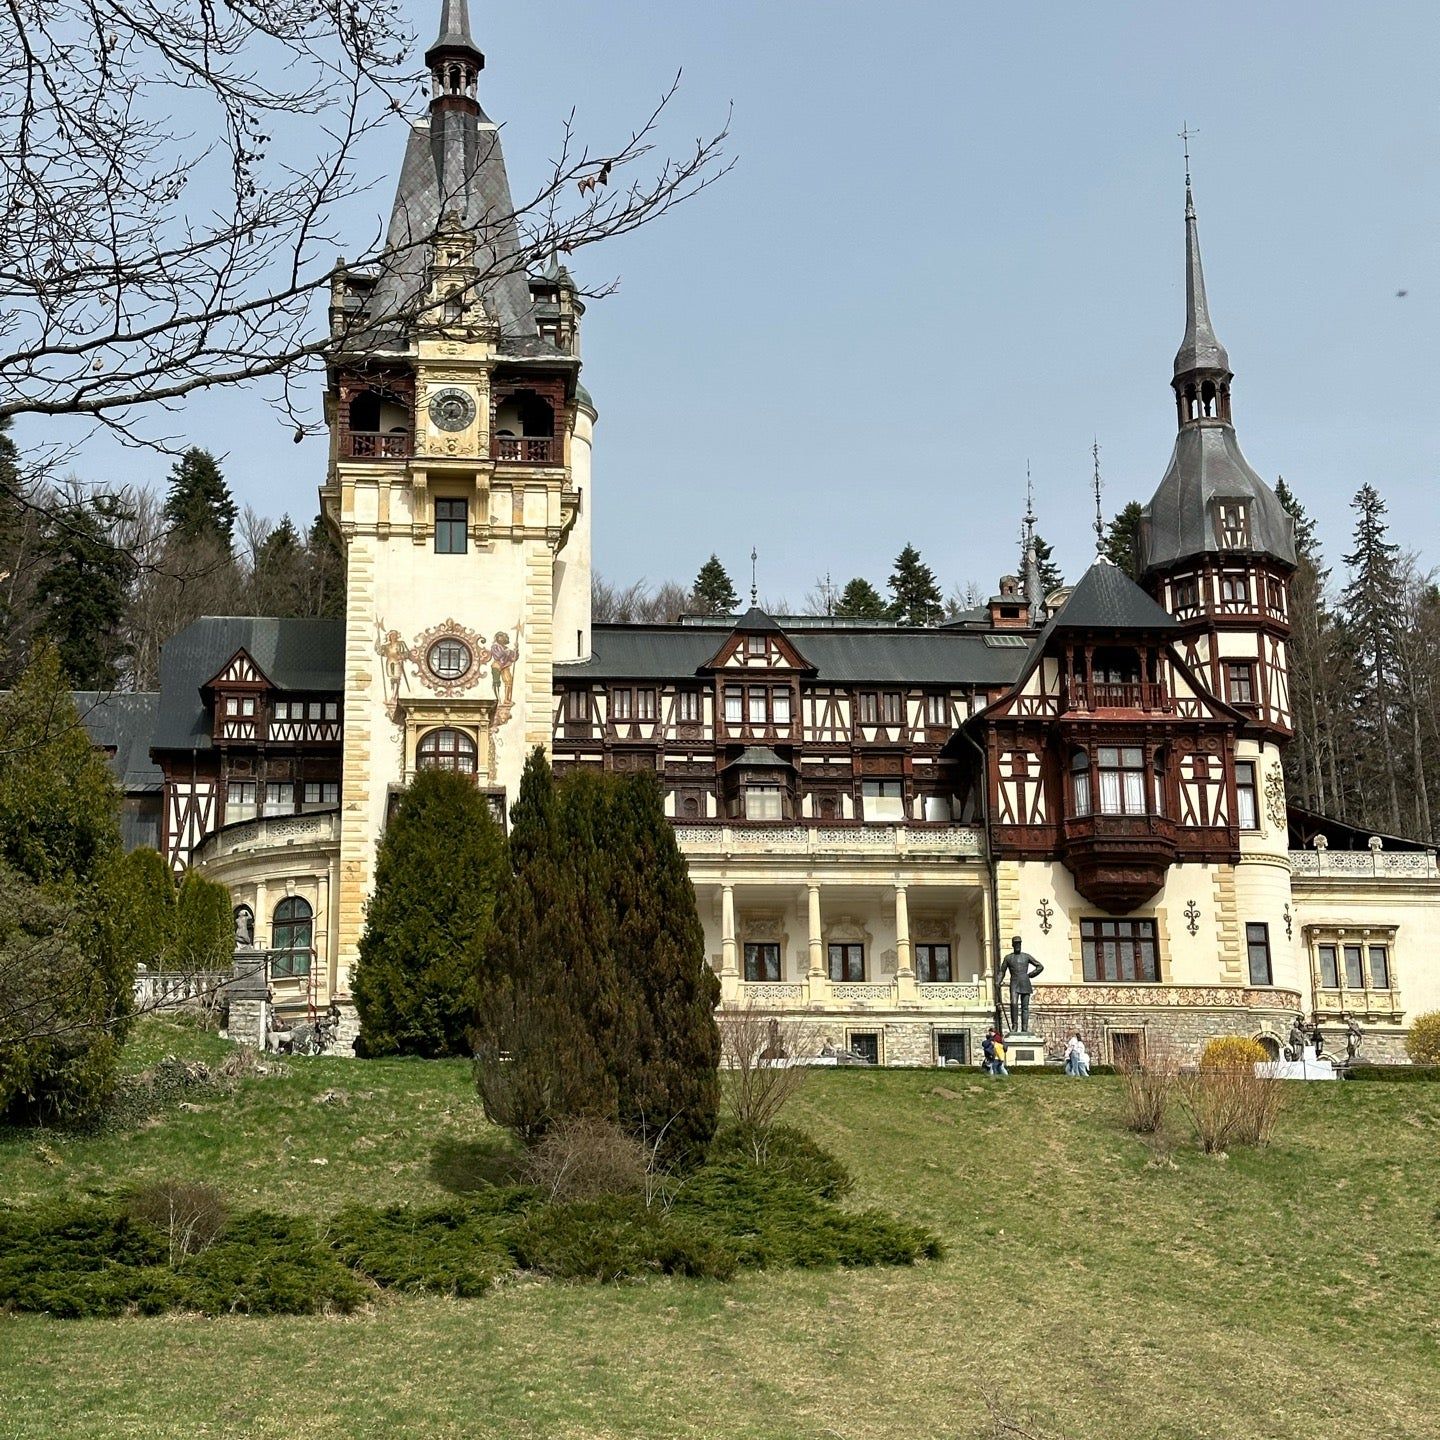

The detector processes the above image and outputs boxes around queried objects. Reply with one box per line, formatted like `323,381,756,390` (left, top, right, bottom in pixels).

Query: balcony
1063,680,1172,714
344,430,410,459
673,823,984,860
494,434,560,465
1060,813,1178,912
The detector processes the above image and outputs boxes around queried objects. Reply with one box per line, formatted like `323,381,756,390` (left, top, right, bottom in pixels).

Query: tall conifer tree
887,543,944,626
162,448,237,550
833,577,888,619
691,555,739,615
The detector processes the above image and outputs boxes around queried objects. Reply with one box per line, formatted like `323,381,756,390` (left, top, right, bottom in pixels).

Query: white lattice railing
829,983,898,1004
134,970,232,1009
1289,849,1438,879
916,983,988,1004
674,824,984,858
741,981,807,1001
196,808,341,860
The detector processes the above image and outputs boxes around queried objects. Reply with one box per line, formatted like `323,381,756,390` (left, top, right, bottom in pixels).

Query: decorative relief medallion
428,387,476,432
1184,899,1201,937
414,619,486,697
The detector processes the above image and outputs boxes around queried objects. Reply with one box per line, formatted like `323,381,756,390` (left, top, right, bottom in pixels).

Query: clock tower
321,0,594,984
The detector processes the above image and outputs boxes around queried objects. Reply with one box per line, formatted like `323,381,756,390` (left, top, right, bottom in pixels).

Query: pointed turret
426,0,484,110
1173,182,1231,381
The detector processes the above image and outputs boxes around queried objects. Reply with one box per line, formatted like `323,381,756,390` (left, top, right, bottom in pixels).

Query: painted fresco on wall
373,615,523,725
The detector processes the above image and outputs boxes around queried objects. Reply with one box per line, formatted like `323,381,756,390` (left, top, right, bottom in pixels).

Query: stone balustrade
1289,849,1438,880
194,808,341,862
134,970,233,1009
675,823,985,859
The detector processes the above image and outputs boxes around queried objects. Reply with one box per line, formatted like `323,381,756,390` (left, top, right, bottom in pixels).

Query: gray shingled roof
1049,560,1177,632
152,617,345,752
72,691,163,792
1174,183,1231,377
1139,423,1296,574
557,625,1031,687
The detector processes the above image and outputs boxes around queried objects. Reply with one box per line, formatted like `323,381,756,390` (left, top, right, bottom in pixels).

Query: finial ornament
1178,122,1197,208
1092,439,1105,557
750,546,758,606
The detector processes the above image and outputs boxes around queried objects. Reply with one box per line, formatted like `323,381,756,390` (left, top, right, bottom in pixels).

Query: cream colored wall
553,399,595,664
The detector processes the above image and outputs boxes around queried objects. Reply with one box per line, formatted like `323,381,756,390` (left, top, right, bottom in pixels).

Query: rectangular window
611,689,632,721
936,1032,969,1065
1219,574,1247,606
227,781,257,823
828,943,865,982
743,942,780,982
636,689,657,721
916,943,952,983
771,689,792,726
724,689,743,726
745,634,766,656
302,781,339,809
1218,501,1249,548
1235,761,1259,830
307,701,322,720
1343,945,1364,990
1317,944,1340,989
434,497,468,554
1368,946,1391,989
1226,662,1256,706
857,692,879,725
1097,746,1147,816
263,782,294,818
1172,577,1198,610
324,701,339,720
881,692,904,725
747,688,768,725
923,794,953,822
744,784,782,821
1266,577,1286,614
1081,918,1159,983
566,689,589,721
1246,922,1273,986
273,700,291,721
677,690,701,723
925,693,948,727
226,697,239,715
861,778,905,822
848,1031,879,1064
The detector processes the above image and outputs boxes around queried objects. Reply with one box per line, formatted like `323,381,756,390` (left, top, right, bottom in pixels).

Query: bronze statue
1286,1012,1308,1062
1344,1013,1363,1064
995,935,1044,1033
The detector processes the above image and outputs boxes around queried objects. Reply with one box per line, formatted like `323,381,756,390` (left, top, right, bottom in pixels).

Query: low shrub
1346,1064,1440,1083
330,1193,527,1297
521,1116,648,1202
1116,1039,1179,1135
1176,1065,1287,1153
708,1124,853,1200
1404,1012,1440,1066
1199,1036,1269,1071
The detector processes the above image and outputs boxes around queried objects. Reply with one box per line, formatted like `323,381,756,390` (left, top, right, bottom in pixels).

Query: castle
98,1,1439,1064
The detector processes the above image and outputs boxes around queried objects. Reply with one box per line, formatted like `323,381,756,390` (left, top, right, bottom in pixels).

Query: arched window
417,727,477,775
271,897,313,978
1070,750,1092,818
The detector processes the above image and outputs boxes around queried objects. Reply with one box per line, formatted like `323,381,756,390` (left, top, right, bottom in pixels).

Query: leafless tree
717,997,820,1154
591,573,694,624
0,0,730,472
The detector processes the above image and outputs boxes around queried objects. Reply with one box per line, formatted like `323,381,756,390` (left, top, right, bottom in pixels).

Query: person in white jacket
1064,1031,1090,1077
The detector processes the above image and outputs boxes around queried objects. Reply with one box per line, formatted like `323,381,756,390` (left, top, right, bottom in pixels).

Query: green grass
2,1018,1438,1439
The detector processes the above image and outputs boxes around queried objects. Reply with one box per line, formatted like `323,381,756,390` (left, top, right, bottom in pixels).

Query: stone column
806,881,829,1004
895,882,916,1002
720,883,740,1002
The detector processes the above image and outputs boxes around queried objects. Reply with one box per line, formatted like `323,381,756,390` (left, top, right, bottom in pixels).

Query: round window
428,637,471,680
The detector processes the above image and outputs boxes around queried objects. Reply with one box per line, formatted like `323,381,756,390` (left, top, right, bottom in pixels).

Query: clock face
428,387,476,432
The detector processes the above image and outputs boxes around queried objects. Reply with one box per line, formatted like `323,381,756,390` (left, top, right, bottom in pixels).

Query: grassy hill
1,1019,1437,1440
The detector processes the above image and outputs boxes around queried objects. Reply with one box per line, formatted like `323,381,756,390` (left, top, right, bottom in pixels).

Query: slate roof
152,617,345,752
1047,559,1177,632
725,747,791,769
1174,183,1231,377
556,624,1032,687
72,691,163,792
1139,423,1297,574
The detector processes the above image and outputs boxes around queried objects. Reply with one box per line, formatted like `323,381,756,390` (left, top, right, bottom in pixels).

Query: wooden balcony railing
345,431,410,459
494,434,559,465
1064,680,1171,713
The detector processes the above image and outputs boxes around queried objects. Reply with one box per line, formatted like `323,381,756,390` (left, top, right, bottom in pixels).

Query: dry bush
521,1117,648,1203
1117,1039,1179,1135
129,1180,229,1267
1405,1011,1440,1065
717,1000,820,1154
1176,1062,1287,1154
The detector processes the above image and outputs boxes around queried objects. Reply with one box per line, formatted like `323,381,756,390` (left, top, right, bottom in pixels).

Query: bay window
1096,746,1146,816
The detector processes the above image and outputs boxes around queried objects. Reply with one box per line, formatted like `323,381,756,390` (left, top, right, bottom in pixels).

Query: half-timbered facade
92,0,1439,1060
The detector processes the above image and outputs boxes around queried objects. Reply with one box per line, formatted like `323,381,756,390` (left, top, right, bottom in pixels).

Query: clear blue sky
54,0,1440,600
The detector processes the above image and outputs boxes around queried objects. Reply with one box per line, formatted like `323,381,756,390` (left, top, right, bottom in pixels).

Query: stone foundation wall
227,998,270,1051
331,999,362,1056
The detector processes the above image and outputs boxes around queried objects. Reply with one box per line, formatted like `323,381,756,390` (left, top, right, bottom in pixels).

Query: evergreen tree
303,515,346,619
1102,501,1144,579
1341,483,1404,832
162,448,237,550
1031,534,1063,594
833,577,888,619
353,768,507,1057
474,750,611,1141
102,848,233,977
887,543,944,626
1274,477,1318,561
249,515,308,616
0,646,131,1123
0,416,42,684
691,555,739,615
34,494,132,688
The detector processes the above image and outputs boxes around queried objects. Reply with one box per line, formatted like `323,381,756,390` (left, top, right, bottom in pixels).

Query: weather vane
750,546,758,606
1178,122,1197,190
1092,439,1105,555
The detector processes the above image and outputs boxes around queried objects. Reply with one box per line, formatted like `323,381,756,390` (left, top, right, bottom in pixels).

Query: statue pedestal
1002,1032,1046,1067
1256,1044,1337,1081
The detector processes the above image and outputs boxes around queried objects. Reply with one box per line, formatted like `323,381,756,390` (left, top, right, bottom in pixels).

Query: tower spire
1172,127,1230,383
1021,463,1043,608
426,0,484,116
1091,438,1107,559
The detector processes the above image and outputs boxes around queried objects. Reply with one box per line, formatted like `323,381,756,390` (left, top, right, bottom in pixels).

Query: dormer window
745,635,766,656
1217,501,1249,549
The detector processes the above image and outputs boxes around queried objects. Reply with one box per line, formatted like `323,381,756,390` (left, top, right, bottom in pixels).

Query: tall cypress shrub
353,769,506,1057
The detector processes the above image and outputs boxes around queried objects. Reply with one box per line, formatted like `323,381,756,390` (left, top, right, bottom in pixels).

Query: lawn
1,1019,1437,1440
